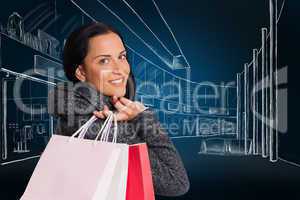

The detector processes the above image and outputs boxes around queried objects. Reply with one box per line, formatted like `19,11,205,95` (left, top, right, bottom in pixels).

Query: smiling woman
63,22,131,98
74,32,130,98
48,22,190,197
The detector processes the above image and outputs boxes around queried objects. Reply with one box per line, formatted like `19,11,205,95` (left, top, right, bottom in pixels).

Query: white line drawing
1,27,61,62
1,155,40,166
231,0,294,165
0,2,236,166
34,55,65,82
2,78,7,160
278,157,300,168
71,0,190,70
95,0,177,69
0,68,56,86
23,2,49,21
26,7,52,31
269,0,278,163
0,68,55,165
252,49,258,155
244,64,249,155
68,1,234,88
42,14,62,32
27,11,55,33
120,0,175,57
1,0,297,169
261,28,268,158
150,0,191,69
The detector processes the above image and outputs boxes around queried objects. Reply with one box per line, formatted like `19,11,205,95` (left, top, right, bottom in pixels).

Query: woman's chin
107,89,126,97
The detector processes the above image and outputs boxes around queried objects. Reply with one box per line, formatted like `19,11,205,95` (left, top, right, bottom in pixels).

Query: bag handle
78,116,98,139
68,111,117,143
93,113,118,145
69,115,98,139
79,112,112,140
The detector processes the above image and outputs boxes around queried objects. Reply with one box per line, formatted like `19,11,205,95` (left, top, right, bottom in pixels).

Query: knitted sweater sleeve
131,108,190,197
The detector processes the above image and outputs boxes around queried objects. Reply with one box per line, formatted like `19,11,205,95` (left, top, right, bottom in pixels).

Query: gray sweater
48,82,190,197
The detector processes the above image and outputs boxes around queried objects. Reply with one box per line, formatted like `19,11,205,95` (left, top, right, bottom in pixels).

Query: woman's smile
108,77,125,86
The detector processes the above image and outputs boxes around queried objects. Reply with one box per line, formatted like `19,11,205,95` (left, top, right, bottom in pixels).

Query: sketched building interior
0,0,289,166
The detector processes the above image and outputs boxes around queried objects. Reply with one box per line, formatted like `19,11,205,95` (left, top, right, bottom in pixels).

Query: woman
48,22,190,197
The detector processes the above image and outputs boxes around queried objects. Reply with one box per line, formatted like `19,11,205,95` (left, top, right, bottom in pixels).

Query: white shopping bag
21,111,128,200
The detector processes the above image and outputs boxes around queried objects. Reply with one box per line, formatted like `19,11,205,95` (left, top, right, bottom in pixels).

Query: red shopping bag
126,143,155,200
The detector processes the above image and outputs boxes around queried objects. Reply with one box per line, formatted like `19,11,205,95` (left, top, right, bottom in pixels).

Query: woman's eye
120,54,127,60
99,58,109,64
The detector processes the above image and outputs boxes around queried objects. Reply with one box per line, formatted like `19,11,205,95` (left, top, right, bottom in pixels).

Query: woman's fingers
93,105,110,119
119,97,146,111
115,112,128,121
102,105,110,117
117,97,138,112
114,101,133,116
93,97,147,122
134,101,148,111
119,97,133,107
111,96,134,110
111,95,118,104
113,97,148,121
93,111,105,119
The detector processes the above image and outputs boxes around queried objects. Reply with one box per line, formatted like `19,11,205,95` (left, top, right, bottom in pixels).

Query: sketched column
236,73,242,140
252,49,258,155
269,0,278,162
261,28,268,158
244,64,249,155
186,67,191,112
1,79,8,160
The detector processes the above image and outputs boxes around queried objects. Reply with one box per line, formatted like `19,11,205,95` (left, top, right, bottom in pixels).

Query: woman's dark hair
63,22,136,100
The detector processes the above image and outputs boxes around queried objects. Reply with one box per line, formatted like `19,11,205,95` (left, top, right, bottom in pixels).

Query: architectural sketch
0,0,296,169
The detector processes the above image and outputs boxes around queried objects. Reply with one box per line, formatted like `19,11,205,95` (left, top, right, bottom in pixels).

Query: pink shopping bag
21,112,129,200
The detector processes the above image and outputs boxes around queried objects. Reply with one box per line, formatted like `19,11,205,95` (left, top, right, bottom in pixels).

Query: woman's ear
75,65,86,82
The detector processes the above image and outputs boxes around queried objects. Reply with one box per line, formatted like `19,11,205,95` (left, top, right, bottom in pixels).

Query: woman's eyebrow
93,50,126,60
93,54,111,59
119,50,126,54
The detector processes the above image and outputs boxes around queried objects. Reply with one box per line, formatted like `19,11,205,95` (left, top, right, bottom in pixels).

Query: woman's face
75,32,130,97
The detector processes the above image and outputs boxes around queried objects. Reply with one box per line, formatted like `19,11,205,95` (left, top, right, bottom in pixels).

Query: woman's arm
132,108,190,197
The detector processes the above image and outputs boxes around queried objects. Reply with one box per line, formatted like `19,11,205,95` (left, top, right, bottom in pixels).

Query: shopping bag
126,143,155,200
21,111,128,200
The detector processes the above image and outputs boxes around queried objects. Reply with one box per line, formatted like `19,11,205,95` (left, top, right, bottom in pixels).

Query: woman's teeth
110,78,123,84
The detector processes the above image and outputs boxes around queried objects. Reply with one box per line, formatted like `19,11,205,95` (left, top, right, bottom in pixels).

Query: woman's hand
93,96,147,121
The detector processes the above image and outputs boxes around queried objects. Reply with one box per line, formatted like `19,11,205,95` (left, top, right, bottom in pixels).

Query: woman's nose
111,59,124,73
111,65,123,76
